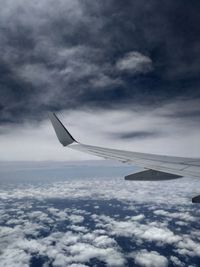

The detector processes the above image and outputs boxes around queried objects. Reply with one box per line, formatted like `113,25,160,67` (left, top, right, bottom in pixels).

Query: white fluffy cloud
133,250,168,267
0,168,199,204
0,208,126,267
116,51,153,74
170,256,184,267
154,210,196,222
92,213,200,259
1,201,199,266
0,175,199,266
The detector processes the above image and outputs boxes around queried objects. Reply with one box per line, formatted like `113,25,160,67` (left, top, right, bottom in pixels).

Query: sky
0,0,200,161
0,3,200,265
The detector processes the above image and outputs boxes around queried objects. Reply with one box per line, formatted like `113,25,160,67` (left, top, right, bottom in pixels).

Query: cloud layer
0,166,200,266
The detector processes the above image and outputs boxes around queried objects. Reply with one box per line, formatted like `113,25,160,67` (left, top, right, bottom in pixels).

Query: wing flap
124,169,182,181
192,195,200,203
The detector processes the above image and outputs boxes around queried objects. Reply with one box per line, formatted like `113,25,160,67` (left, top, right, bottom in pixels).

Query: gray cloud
113,130,161,140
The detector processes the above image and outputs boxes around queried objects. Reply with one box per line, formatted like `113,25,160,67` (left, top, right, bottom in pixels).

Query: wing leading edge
49,113,200,203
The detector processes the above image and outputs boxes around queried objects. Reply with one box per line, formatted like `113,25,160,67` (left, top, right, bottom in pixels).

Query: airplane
49,113,200,203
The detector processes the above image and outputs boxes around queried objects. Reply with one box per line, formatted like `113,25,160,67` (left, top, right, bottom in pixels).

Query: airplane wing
49,113,200,203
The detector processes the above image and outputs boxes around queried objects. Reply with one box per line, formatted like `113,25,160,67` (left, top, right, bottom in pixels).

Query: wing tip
49,112,77,146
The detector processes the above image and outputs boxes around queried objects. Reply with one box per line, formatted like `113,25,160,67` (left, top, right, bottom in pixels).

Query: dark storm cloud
0,0,200,124
166,110,200,120
113,131,161,140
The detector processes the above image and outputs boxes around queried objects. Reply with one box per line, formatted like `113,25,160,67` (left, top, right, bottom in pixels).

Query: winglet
49,113,77,146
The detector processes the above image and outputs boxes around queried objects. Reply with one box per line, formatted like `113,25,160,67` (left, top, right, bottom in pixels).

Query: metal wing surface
69,143,200,179
49,113,200,179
